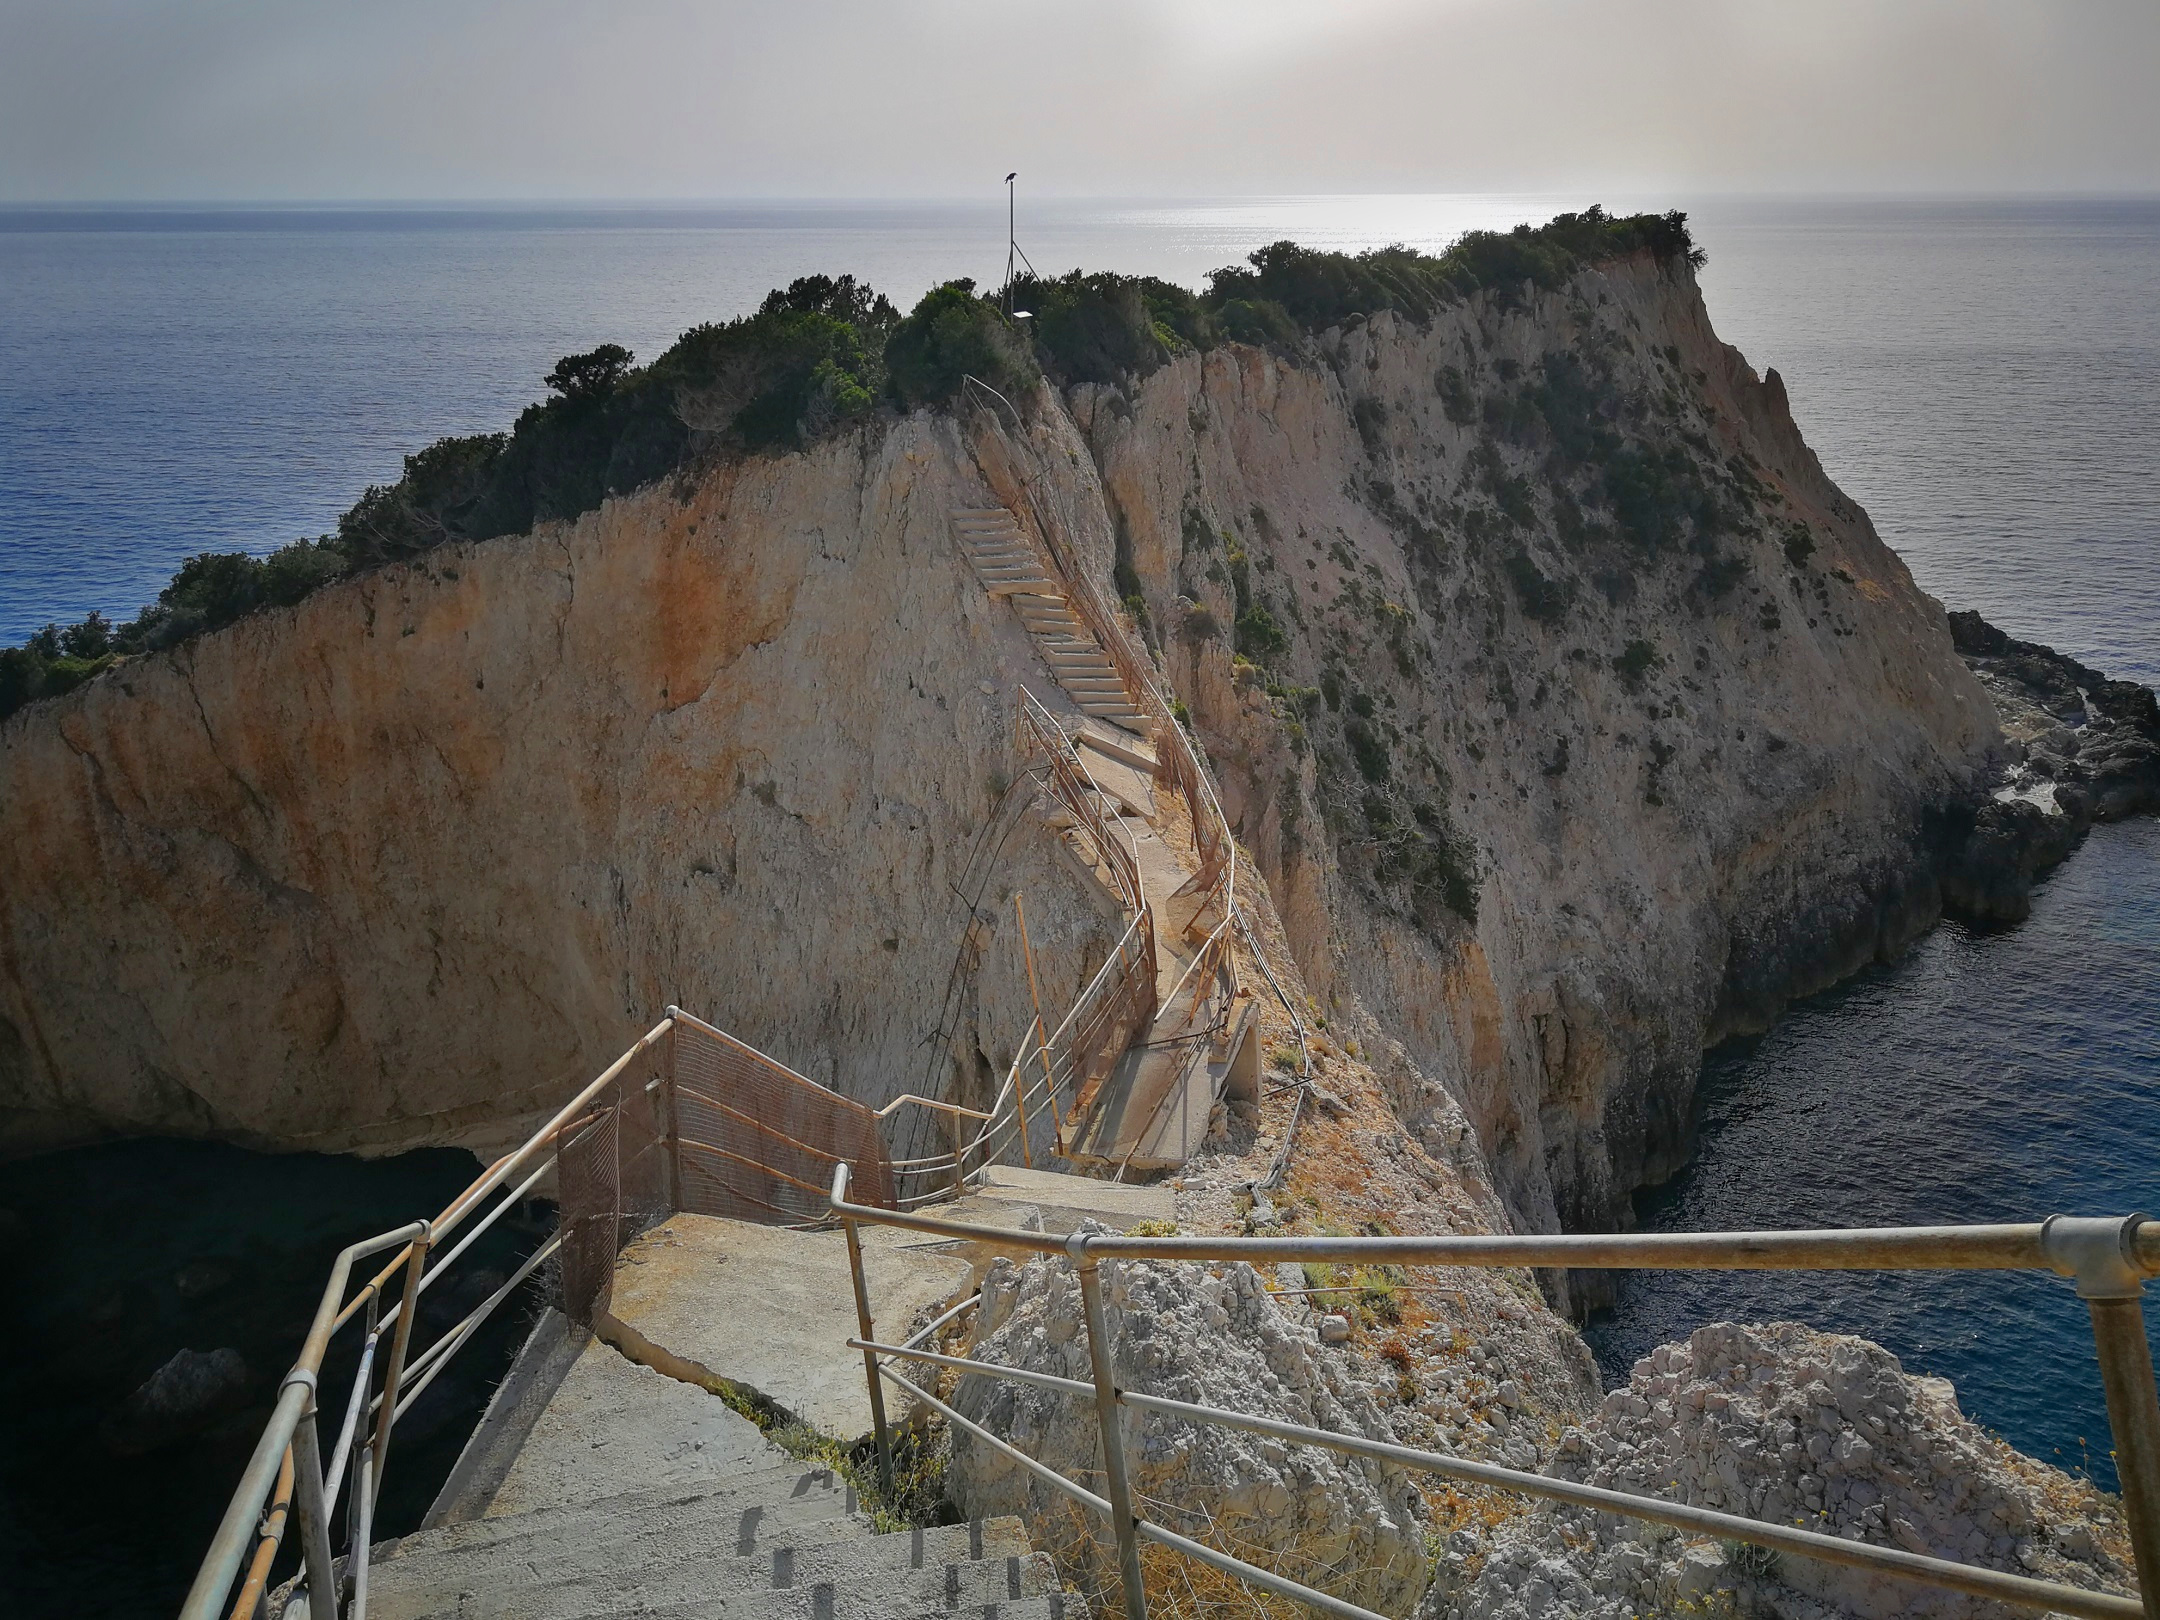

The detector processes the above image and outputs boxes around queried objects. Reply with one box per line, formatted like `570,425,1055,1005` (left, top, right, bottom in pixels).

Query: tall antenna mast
1004,172,1018,317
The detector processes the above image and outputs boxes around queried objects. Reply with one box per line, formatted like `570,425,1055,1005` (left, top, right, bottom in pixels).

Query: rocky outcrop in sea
1939,609,2160,921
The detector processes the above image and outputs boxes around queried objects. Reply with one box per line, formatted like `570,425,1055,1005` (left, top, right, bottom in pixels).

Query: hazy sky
3,0,2155,201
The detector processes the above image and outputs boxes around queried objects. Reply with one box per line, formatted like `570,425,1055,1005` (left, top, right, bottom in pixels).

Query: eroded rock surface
1075,254,2000,1251
0,417,1119,1158
949,1240,1428,1615
1427,1321,2132,1620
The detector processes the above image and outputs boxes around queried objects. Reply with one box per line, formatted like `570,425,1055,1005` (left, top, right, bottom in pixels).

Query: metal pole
370,1223,430,1507
346,1286,379,1602
2090,1296,2160,1620
230,1447,294,1620
1074,1239,1148,1620
841,1181,895,1497
1013,894,1047,1167
286,1381,338,1620
2045,1215,2160,1620
351,1449,374,1620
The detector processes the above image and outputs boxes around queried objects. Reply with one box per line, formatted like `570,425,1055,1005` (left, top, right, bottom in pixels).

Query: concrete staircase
949,500,1258,1176
351,1312,1073,1620
951,508,1148,732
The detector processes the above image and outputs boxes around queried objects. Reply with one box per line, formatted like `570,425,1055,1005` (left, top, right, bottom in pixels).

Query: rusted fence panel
554,1014,896,1324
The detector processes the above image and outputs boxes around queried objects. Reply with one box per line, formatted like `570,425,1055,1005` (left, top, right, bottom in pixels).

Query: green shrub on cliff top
0,209,1709,725
1203,206,1703,333
1008,271,1217,386
0,275,907,722
884,280,1037,407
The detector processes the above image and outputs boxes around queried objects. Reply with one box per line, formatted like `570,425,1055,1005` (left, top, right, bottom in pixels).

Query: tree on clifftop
544,344,635,403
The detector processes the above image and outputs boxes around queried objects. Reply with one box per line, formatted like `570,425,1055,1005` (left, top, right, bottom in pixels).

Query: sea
0,195,2155,1612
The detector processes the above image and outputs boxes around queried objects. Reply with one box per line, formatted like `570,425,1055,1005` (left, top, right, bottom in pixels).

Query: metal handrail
832,1162,2160,1620
882,694,1164,1204
180,1221,427,1620
183,1016,678,1620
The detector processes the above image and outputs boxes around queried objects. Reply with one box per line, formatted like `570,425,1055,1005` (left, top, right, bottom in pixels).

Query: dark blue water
1587,817,2160,1488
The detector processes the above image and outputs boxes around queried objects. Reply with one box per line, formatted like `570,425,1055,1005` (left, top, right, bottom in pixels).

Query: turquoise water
0,196,2154,1600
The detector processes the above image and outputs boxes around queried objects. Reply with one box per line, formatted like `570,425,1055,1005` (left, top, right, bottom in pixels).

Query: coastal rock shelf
1941,608,2160,921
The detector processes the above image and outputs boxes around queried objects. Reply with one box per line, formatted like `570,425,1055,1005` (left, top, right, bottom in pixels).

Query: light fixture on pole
1003,172,1037,321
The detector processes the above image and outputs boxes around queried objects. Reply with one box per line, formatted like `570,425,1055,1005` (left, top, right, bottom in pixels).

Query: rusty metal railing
884,694,1159,1206
833,1162,2160,1620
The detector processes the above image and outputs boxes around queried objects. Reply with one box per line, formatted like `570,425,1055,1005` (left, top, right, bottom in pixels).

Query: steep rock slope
1071,252,1998,1248
0,418,1120,1155
2,252,2001,1267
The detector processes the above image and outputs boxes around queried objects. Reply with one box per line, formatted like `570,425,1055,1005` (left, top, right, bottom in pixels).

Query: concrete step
471,1336,783,1522
1076,723,1156,771
948,1164,1174,1236
603,1213,972,1442
367,1518,1053,1620
380,1465,861,1572
375,1504,1012,1601
1072,751,1155,821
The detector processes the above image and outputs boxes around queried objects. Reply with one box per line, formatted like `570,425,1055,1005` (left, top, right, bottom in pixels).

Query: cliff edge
0,237,2018,1266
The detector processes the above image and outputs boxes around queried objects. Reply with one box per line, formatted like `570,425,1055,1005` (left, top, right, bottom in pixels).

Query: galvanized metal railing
831,1162,2160,1620
181,1009,913,1620
883,689,1162,1205
179,1016,678,1620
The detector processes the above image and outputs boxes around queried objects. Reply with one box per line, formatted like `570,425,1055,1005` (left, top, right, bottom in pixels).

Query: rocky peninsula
2,211,2152,1616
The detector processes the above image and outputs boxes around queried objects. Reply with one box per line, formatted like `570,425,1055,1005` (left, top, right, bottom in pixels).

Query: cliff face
1,254,1999,1266
1067,254,1997,1246
0,418,1122,1157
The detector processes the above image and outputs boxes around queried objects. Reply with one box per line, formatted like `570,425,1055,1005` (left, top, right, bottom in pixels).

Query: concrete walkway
356,1313,1073,1620
601,1214,973,1442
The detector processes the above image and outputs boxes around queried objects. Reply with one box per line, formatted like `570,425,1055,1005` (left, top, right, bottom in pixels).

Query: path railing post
284,1374,338,1620
2047,1214,2160,1620
370,1222,430,1508
1073,1235,1148,1620
837,1165,896,1496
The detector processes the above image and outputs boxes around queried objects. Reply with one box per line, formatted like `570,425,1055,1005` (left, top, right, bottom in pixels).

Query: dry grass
1028,1491,1403,1620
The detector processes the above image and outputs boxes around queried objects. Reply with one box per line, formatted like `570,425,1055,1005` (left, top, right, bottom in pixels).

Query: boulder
104,1346,253,1455
1427,1321,2133,1620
